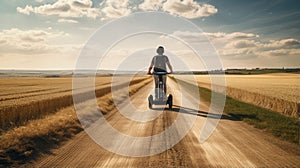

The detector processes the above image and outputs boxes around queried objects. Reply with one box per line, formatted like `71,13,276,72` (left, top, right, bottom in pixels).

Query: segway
148,72,173,109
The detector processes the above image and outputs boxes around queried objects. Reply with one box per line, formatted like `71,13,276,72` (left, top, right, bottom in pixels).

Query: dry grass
178,73,300,117
0,76,148,131
0,77,152,166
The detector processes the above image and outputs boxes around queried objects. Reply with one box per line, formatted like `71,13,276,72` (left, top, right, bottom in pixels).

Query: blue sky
0,0,299,70
199,0,300,39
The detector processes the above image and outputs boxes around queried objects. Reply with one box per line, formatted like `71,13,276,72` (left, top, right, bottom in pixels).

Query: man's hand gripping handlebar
147,71,172,75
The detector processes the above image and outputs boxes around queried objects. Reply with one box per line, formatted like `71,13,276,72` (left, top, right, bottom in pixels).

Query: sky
0,0,299,70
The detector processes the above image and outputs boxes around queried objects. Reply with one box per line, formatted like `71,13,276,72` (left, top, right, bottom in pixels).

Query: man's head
156,46,164,55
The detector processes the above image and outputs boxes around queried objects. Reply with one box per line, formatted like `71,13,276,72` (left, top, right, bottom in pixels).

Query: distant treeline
173,68,300,75
1,68,299,76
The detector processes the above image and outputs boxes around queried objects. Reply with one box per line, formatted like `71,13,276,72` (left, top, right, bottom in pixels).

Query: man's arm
167,62,173,73
148,63,153,74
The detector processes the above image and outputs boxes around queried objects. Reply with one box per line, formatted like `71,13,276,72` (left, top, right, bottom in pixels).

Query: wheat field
0,77,152,165
195,73,300,103
0,76,148,131
177,73,300,117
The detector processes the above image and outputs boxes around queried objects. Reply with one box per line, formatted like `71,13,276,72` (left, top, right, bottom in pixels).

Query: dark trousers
154,75,167,97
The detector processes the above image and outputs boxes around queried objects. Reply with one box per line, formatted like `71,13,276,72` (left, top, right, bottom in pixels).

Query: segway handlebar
148,72,171,75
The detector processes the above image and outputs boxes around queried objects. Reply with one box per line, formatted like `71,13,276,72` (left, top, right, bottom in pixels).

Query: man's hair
156,46,164,54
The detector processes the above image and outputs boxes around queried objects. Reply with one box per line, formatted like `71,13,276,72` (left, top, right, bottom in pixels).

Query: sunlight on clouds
101,0,132,19
17,0,218,20
205,32,259,40
162,0,218,19
17,5,32,15
0,28,82,69
138,0,218,18
0,28,58,54
213,34,300,59
138,0,164,11
17,0,101,18
259,48,300,57
224,40,258,49
169,30,300,66
260,39,300,49
0,28,74,55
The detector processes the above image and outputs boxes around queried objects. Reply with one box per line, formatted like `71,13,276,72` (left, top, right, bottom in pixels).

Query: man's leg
163,75,167,95
154,75,159,99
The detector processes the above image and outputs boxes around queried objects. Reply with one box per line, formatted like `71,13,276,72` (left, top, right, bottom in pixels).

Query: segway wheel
148,95,153,109
168,94,173,109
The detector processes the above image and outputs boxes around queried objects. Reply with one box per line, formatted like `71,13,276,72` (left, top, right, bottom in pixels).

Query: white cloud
170,30,300,59
101,0,132,19
58,18,78,23
260,38,300,49
205,32,259,40
17,5,33,15
0,28,68,55
224,40,257,49
262,49,290,57
220,47,256,59
162,0,217,19
258,48,300,58
18,0,218,20
138,0,164,11
0,28,83,69
17,0,101,18
167,31,259,44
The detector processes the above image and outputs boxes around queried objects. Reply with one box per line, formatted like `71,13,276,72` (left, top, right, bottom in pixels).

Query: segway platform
148,94,173,109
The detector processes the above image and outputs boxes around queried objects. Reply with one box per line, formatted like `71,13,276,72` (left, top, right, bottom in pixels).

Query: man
148,46,173,95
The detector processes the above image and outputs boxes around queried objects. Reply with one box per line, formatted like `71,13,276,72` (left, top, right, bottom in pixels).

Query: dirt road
34,78,300,167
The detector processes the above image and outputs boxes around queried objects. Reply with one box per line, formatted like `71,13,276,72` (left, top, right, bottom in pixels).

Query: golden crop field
0,76,152,165
195,73,300,103
0,77,116,107
177,73,300,117
0,76,148,131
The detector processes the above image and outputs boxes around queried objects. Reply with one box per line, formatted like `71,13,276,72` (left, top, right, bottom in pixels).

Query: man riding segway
147,46,173,109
